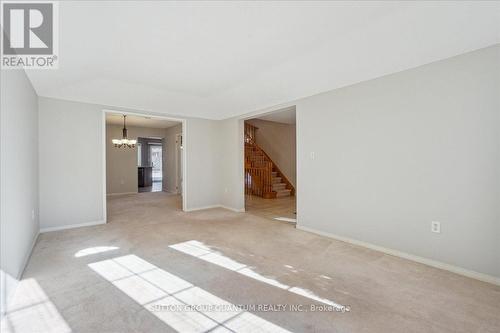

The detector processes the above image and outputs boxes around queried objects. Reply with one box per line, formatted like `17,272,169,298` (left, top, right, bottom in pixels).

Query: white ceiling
105,114,180,129
25,1,500,120
257,107,296,125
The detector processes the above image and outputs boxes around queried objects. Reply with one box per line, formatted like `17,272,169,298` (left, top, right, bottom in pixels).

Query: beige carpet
2,192,499,332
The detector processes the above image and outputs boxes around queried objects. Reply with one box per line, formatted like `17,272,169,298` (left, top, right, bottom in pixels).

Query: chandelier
112,115,137,148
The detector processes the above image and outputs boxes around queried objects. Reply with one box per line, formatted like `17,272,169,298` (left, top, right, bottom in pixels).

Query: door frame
238,104,297,221
102,109,187,220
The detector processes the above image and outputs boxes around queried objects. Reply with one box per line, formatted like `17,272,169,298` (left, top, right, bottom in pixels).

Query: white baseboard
184,205,221,212
40,220,106,233
296,225,500,286
106,192,137,196
184,205,245,213
220,205,245,213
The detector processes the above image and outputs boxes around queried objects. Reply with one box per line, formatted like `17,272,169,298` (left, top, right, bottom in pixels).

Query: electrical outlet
431,221,441,233
31,209,35,221
310,152,315,160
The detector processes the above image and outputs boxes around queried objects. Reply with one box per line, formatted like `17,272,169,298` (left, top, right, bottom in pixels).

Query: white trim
181,121,187,212
175,133,183,196
296,225,500,286
103,109,187,212
184,205,221,212
219,205,245,213
106,191,138,196
40,220,105,233
184,205,245,213
101,111,107,224
274,217,296,223
238,119,246,211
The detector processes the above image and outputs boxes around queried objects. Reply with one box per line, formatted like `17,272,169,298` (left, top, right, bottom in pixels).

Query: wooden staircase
244,123,295,199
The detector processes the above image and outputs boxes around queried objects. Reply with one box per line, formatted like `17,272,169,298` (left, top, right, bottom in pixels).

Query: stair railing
244,124,275,198
244,123,295,197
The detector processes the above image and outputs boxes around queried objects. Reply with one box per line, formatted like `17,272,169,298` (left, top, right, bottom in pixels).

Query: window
150,144,162,182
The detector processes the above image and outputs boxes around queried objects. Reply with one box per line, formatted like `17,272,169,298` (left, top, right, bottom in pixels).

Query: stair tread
245,138,294,198
276,188,291,197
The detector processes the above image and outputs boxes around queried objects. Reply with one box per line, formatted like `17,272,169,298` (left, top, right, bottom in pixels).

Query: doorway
103,110,187,218
242,106,297,223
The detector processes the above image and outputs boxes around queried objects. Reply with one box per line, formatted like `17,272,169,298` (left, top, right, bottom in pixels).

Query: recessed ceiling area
25,1,500,120
105,114,180,129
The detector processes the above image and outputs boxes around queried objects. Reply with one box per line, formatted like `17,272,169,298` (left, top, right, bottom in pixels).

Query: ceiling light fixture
112,115,137,148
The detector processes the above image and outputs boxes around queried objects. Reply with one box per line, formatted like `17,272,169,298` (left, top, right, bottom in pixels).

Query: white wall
295,45,500,279
38,97,224,228
184,118,225,210
0,69,39,314
39,98,105,230
222,45,500,281
219,118,245,211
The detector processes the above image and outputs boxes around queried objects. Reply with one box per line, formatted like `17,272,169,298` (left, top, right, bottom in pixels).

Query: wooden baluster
259,169,262,196
266,162,273,193
260,169,263,197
